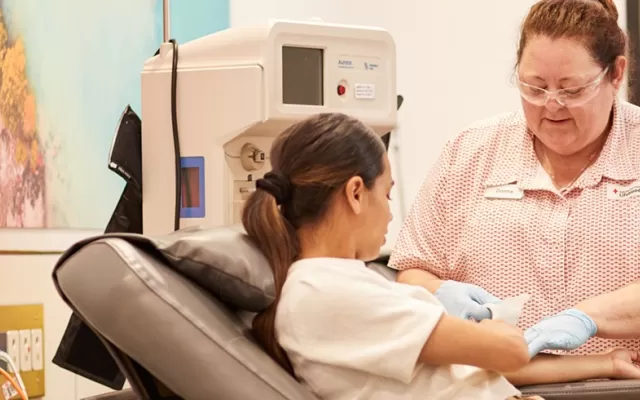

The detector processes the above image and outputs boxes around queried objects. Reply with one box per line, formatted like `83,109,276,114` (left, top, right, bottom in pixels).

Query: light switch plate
0,304,46,397
6,330,20,370
30,328,43,371
19,329,32,372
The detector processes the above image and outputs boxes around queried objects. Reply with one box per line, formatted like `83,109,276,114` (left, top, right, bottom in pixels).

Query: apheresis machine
47,17,636,400
142,19,397,236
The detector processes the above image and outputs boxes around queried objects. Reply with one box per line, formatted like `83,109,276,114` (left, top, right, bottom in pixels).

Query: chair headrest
154,225,275,312
55,224,396,314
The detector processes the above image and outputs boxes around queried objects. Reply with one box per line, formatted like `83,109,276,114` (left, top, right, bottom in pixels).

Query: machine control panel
275,32,392,115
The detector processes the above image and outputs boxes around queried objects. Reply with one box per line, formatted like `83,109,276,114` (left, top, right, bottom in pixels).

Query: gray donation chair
53,226,640,400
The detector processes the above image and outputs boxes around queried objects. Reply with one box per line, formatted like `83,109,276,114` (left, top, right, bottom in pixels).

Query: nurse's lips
545,117,571,124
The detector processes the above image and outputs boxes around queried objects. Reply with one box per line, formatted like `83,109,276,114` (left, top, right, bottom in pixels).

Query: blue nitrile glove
434,280,502,321
524,309,598,358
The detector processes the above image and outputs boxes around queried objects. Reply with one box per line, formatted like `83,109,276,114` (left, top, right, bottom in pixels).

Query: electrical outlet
0,304,46,398
6,331,20,371
31,328,43,371
19,329,32,372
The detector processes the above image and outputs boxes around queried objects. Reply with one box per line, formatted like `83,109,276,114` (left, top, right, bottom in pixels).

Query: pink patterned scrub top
389,99,640,355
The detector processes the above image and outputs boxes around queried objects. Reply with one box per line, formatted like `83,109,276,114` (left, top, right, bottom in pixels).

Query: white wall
0,1,628,398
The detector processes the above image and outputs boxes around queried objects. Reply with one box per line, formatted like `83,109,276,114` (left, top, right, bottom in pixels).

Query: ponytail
242,189,299,375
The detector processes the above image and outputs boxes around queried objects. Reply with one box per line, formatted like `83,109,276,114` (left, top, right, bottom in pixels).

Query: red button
337,85,346,96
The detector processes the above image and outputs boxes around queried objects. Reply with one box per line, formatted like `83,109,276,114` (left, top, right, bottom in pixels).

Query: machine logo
338,59,353,68
364,62,378,71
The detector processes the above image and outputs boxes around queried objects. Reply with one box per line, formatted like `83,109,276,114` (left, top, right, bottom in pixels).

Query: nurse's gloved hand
434,280,502,321
525,309,598,358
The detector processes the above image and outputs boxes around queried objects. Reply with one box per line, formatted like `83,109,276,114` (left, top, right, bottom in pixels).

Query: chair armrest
518,379,640,400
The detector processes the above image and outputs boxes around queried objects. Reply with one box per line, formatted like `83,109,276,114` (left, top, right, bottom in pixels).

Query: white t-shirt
275,258,521,400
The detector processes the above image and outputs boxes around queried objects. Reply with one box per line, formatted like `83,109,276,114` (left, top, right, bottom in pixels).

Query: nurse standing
390,0,640,356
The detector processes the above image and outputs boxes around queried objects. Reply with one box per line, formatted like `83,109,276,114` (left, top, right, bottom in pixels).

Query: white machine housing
141,19,397,235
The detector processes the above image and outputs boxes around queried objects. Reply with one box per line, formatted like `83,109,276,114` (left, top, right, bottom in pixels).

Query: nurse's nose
544,96,563,112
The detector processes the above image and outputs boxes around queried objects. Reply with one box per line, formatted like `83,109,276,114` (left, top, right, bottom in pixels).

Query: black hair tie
256,171,292,205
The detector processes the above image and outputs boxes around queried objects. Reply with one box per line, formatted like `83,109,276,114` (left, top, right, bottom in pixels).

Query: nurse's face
516,35,625,156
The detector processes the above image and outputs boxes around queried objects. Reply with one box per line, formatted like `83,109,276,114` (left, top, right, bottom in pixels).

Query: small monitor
181,168,201,208
180,156,205,219
282,46,324,106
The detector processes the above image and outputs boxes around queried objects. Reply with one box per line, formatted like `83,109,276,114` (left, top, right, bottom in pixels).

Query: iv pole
163,0,171,42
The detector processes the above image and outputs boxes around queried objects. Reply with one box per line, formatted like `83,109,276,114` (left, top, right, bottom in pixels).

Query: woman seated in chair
241,112,640,400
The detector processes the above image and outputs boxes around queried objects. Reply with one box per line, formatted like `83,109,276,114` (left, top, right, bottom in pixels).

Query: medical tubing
169,38,182,232
0,367,27,400
0,350,27,397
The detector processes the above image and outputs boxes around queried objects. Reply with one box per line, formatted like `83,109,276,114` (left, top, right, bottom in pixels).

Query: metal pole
163,0,171,42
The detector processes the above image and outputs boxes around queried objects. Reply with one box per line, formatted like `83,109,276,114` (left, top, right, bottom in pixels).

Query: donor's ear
344,176,365,214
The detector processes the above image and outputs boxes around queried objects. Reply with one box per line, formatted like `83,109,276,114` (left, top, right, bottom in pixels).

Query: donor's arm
503,348,640,386
278,272,531,385
418,316,529,372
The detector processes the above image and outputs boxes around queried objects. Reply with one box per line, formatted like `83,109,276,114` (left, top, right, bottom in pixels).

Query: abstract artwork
0,0,229,229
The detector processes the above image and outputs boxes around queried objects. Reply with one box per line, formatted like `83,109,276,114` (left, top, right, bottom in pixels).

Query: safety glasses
516,67,608,108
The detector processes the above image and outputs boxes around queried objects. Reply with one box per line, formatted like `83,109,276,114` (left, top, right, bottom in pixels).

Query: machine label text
338,59,353,68
354,83,376,99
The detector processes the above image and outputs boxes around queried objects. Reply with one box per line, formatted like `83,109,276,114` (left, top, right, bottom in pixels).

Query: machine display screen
282,46,324,106
180,156,205,219
181,167,201,208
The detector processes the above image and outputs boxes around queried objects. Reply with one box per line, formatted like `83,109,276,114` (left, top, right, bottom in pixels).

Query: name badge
484,184,524,200
607,181,640,200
